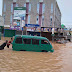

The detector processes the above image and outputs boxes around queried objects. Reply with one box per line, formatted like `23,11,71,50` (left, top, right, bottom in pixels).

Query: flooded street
0,37,72,72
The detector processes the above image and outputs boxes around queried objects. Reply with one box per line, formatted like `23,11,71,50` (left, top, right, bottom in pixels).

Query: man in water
0,40,8,50
7,38,13,48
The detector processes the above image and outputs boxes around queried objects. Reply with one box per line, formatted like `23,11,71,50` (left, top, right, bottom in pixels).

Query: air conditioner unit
26,0,29,2
13,0,17,2
39,0,43,2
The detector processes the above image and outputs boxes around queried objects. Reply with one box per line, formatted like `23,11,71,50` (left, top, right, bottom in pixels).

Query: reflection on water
0,37,72,72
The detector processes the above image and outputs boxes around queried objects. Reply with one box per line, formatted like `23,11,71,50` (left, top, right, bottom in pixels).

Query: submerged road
0,37,72,72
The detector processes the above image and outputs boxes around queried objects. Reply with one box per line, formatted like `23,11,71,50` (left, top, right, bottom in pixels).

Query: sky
0,0,72,28
56,0,72,28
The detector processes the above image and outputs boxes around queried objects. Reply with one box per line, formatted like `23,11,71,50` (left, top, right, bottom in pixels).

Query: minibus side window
15,37,22,44
41,40,49,44
23,39,31,44
32,39,39,45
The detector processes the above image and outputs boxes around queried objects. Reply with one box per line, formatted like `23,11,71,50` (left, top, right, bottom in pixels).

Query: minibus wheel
20,50,26,51
42,50,48,52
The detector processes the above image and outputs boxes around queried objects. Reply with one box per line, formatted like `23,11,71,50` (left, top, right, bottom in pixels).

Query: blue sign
22,27,23,31
25,24,40,27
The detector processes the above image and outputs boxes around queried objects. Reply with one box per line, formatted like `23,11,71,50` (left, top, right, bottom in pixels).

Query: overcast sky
0,0,72,28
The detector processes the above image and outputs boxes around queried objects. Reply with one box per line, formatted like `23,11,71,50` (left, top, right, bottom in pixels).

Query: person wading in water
0,40,8,50
7,38,13,48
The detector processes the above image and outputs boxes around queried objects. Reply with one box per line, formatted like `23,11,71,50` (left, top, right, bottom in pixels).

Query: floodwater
0,37,72,72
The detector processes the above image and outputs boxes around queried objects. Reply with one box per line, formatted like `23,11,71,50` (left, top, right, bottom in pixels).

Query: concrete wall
55,1,61,28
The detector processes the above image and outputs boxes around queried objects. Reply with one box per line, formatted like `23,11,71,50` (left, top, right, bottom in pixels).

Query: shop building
2,0,61,39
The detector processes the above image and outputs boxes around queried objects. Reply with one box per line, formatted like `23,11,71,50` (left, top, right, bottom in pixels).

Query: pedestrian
7,37,13,48
0,40,8,50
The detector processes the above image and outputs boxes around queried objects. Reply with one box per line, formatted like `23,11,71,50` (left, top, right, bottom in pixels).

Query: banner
14,7,26,18
25,24,40,32
13,7,26,27
26,24,52,32
10,7,26,30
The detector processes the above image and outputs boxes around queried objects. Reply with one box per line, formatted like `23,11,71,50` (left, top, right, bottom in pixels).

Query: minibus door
23,38,32,51
41,40,50,51
14,37,23,51
31,39,40,51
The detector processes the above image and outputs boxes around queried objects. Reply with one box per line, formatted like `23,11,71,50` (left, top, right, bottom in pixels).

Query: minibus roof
15,35,48,40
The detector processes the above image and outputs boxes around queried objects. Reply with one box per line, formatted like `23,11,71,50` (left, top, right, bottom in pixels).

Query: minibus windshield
41,40,50,44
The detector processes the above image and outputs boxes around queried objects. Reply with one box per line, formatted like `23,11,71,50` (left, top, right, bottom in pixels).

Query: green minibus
12,35,54,52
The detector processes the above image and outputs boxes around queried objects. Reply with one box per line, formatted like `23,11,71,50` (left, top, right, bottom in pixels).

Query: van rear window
15,37,22,44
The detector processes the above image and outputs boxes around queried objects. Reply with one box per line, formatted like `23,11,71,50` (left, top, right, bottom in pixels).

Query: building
0,15,4,26
0,15,4,33
2,0,61,39
2,0,61,28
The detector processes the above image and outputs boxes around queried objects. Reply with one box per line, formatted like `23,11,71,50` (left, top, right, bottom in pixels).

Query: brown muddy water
0,37,72,72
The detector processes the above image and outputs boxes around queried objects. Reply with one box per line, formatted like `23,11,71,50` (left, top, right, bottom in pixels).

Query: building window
3,14,5,25
11,4,13,12
32,39,39,45
26,0,29,2
24,4,26,7
24,3,31,13
28,15,30,24
25,3,31,13
51,3,53,13
36,15,39,24
4,3,6,12
13,0,17,2
16,4,18,7
29,3,31,13
37,3,39,14
10,15,12,24
39,0,43,2
50,16,52,21
42,4,45,14
50,16,52,26
42,15,44,26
